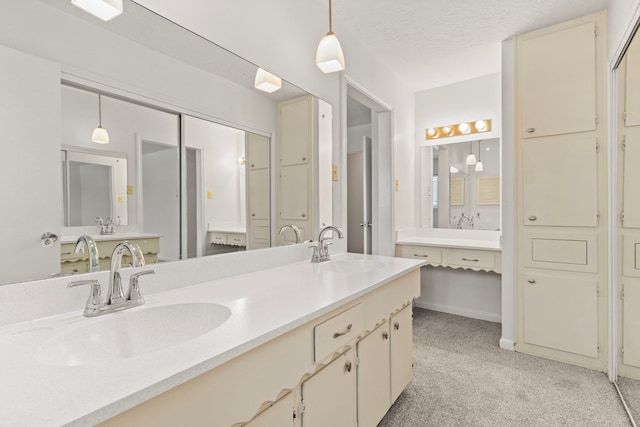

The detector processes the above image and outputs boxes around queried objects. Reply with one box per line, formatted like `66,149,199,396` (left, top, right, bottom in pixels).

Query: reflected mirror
0,0,330,285
426,138,501,230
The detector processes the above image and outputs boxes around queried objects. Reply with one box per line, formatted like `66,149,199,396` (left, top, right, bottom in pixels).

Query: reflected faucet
107,241,146,305
279,224,302,244
75,235,100,273
311,226,344,263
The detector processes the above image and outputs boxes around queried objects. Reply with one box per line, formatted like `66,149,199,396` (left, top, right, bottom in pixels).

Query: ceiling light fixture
254,68,282,93
71,0,123,21
475,120,487,131
316,0,345,73
425,119,492,140
458,122,469,133
427,128,437,137
475,140,484,172
91,94,109,144
465,141,477,165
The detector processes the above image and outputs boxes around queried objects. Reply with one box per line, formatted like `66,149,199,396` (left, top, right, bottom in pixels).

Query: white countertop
396,228,501,250
207,226,246,234
396,236,501,250
61,233,162,244
0,253,422,426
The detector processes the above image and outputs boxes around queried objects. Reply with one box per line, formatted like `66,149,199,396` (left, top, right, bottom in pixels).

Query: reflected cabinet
515,11,608,371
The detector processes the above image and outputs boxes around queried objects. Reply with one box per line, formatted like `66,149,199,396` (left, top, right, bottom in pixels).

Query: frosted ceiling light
450,166,459,173
91,94,110,144
72,0,123,21
465,141,477,165
316,0,345,73
254,68,282,93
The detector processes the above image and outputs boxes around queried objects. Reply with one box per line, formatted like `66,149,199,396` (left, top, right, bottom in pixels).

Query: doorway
345,80,393,255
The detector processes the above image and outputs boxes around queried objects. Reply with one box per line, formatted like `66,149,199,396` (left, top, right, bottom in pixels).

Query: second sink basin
35,303,231,366
321,258,385,273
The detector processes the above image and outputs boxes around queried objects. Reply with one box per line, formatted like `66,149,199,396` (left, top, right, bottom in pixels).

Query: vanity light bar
426,119,492,140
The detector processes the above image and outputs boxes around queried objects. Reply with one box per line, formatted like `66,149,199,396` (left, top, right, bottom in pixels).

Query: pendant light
475,140,484,172
254,68,282,93
91,94,110,144
465,141,477,165
316,0,345,73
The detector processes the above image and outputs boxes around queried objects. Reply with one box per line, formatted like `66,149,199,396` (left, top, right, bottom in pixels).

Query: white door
0,45,61,283
347,137,372,254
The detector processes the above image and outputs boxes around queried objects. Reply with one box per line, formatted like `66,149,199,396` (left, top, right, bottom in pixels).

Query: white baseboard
499,337,515,351
414,300,502,323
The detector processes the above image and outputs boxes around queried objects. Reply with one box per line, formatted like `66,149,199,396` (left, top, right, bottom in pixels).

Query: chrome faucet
95,216,115,235
311,226,344,263
75,235,100,273
279,224,302,244
456,213,471,229
68,241,154,317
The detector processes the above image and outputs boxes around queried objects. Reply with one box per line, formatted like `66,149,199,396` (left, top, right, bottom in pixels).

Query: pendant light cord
98,94,102,127
328,0,333,34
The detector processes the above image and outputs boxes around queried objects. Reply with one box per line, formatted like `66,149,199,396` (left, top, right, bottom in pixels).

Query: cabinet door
279,96,311,166
623,280,640,368
302,349,356,427
247,132,269,170
390,305,414,402
626,33,640,127
357,323,391,427
523,137,598,227
519,21,597,138
279,165,309,221
248,168,269,220
523,272,599,358
623,137,640,228
245,392,294,427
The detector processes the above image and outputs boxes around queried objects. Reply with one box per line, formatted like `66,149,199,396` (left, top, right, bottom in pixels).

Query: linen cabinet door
301,349,356,427
625,32,640,127
519,21,597,138
623,136,640,228
278,96,311,166
244,393,294,427
357,323,391,427
390,305,414,402
522,137,598,227
523,273,599,358
247,132,269,171
622,279,640,369
249,168,270,220
279,165,310,222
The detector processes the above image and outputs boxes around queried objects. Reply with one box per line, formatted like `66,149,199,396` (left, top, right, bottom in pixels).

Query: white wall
413,73,503,324
347,124,372,154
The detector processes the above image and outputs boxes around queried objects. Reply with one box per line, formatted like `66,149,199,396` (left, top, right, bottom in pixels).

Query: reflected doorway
347,135,372,254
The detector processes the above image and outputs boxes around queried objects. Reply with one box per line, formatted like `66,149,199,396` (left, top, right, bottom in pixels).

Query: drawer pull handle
394,322,400,331
345,360,352,372
413,253,429,258
382,332,389,340
333,324,353,338
527,128,535,133
528,215,537,221
462,258,479,262
528,279,536,284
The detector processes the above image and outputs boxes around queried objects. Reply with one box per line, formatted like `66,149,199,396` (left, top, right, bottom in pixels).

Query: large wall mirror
0,0,332,285
421,138,501,231
615,19,640,423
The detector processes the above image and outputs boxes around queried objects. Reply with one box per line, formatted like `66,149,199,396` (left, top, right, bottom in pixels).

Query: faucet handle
128,269,155,305
68,279,105,315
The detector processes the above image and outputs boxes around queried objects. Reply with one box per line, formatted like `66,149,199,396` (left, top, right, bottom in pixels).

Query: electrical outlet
395,179,400,192
332,164,338,181
127,185,134,195
207,191,212,200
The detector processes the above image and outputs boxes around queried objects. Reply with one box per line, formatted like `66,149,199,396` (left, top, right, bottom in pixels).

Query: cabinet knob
382,332,389,340
333,323,353,339
394,322,400,331
252,213,256,217
301,213,306,218
251,164,255,168
302,157,307,161
527,128,536,133
345,360,352,372
528,215,537,221
528,279,536,284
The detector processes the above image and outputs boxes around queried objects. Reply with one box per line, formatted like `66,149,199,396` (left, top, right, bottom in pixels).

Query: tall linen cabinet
514,11,608,371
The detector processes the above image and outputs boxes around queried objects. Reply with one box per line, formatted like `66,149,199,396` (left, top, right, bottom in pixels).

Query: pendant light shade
92,94,110,144
465,141,477,165
72,0,123,21
254,68,282,93
316,0,345,73
475,140,483,171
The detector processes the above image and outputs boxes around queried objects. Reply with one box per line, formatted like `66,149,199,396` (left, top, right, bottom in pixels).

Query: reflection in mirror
615,23,640,424
429,138,501,230
61,148,128,227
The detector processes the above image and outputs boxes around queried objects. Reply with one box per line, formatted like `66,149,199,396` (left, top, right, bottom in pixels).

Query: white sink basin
321,258,385,273
35,303,231,366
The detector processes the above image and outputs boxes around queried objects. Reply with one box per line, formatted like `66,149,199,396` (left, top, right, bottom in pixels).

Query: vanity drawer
129,238,160,254
208,232,228,245
314,303,364,362
396,245,442,264
445,249,495,270
523,232,597,273
227,234,246,247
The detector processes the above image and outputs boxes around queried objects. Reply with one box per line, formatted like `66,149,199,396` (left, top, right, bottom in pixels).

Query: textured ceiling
330,0,608,90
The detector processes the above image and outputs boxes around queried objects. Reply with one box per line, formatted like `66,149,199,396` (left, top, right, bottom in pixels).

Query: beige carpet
379,308,631,427
618,376,640,424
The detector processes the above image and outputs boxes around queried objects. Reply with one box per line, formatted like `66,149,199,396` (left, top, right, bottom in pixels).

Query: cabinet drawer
445,249,495,270
314,303,364,363
130,238,160,254
208,232,228,245
227,234,246,247
524,232,597,273
397,245,442,264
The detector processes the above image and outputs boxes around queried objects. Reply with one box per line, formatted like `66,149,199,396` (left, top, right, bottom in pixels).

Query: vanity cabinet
99,269,420,427
357,322,391,427
515,11,607,371
301,349,357,427
60,236,160,274
396,244,501,274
